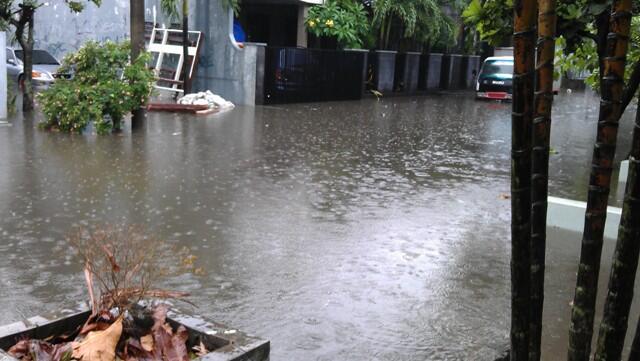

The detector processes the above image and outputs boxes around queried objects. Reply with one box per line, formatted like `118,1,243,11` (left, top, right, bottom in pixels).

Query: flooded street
0,91,637,360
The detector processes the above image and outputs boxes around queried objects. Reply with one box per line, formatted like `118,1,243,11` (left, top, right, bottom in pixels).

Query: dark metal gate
263,47,367,104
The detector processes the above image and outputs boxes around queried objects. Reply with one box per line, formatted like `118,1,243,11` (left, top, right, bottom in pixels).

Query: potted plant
371,0,455,94
0,226,269,361
38,41,155,134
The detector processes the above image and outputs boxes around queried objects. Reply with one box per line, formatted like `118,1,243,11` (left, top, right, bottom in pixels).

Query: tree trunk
511,0,537,359
384,15,392,50
629,310,640,361
529,1,556,360
567,2,633,360
130,0,146,129
17,5,35,112
621,59,640,114
594,97,640,361
182,0,190,94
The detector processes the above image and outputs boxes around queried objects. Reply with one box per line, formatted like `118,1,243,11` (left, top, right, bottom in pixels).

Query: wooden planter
0,306,269,361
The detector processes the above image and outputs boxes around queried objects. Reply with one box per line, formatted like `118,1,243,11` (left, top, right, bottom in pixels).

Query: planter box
393,52,421,94
440,54,463,90
461,55,481,90
424,53,443,90
370,50,397,93
0,306,269,361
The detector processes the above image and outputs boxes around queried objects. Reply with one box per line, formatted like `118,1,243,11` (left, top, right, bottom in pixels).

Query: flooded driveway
0,91,637,360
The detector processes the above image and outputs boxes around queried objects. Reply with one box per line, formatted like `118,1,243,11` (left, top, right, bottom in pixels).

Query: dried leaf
9,340,72,361
167,326,189,361
32,342,73,361
121,338,154,361
140,334,154,352
79,310,114,336
151,305,190,361
8,340,30,359
193,341,208,357
72,316,123,361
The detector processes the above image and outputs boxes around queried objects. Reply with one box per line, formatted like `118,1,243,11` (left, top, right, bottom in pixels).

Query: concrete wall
30,0,261,105
33,0,130,59
191,0,261,105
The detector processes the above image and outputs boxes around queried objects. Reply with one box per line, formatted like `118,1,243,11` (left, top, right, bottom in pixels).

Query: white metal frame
148,8,202,94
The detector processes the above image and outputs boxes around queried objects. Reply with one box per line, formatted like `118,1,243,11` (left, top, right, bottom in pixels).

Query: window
14,50,59,65
6,49,14,64
481,61,513,75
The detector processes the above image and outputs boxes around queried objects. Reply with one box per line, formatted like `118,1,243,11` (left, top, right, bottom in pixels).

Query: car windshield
481,60,513,75
14,50,59,65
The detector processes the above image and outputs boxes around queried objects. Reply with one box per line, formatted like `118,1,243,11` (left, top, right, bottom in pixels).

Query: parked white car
6,47,66,91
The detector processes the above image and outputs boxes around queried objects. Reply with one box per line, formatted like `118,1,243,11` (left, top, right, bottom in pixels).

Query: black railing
263,47,367,104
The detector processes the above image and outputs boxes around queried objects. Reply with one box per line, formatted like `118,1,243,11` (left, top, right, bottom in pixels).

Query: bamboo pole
567,1,633,360
594,92,640,360
529,0,556,359
511,0,537,359
628,307,640,361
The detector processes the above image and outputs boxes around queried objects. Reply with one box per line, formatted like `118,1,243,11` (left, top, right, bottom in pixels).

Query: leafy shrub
306,0,370,49
38,41,154,134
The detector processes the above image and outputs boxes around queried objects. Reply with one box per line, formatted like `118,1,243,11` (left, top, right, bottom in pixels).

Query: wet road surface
0,91,637,360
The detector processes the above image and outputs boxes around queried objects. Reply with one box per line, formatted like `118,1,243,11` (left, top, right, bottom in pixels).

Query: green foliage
221,0,241,17
38,41,155,134
555,16,640,91
464,0,640,93
373,0,456,50
306,0,370,49
64,0,101,12
461,0,512,46
161,0,240,19
160,0,181,22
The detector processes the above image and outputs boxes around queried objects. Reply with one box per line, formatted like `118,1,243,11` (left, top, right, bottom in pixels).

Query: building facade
31,0,307,105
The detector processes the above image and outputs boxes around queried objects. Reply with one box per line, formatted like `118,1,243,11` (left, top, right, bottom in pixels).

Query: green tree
372,0,457,50
305,0,370,49
463,0,640,111
38,41,154,134
0,0,101,111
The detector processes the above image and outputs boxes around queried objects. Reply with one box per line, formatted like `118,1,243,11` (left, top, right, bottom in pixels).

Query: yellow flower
325,19,334,27
308,20,316,27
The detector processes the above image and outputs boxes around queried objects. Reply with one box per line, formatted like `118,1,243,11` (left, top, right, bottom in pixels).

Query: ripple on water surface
0,92,635,360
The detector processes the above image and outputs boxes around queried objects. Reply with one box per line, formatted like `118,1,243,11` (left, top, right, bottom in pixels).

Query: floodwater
0,91,637,360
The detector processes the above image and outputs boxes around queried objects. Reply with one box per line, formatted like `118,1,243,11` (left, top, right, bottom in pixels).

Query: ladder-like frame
147,14,203,94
